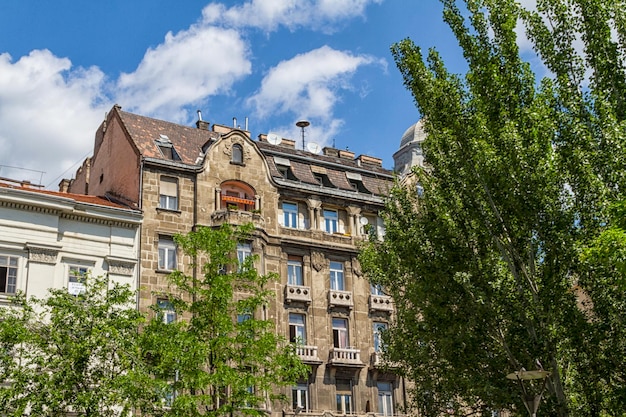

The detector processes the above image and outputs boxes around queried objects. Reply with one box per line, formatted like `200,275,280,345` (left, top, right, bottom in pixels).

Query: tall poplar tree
360,0,626,415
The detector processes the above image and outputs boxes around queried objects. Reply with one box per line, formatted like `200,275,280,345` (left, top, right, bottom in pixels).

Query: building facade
66,105,404,417
0,178,142,304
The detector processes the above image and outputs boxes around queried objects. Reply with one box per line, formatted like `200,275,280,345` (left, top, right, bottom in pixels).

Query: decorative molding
26,244,60,264
311,251,325,272
106,257,136,276
223,139,251,161
351,257,362,277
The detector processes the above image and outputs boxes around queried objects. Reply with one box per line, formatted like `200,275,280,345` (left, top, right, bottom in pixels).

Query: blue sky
0,0,473,188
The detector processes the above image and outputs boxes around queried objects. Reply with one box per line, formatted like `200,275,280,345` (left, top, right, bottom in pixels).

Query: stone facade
67,105,404,417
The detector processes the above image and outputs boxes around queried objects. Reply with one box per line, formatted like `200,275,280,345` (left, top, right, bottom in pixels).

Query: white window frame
157,299,176,324
237,242,252,271
159,176,179,211
289,313,307,344
371,284,385,296
377,382,394,416
287,258,303,285
373,322,388,353
332,317,349,349
292,382,309,412
323,209,338,233
68,265,88,295
336,380,353,415
330,261,344,291
158,237,177,271
283,202,299,228
0,255,18,295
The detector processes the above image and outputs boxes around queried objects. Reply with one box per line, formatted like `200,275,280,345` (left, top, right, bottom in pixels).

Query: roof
116,108,219,165
0,181,135,210
400,119,427,148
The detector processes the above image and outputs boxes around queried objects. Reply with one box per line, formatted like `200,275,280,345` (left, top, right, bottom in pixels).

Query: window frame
0,255,18,295
373,322,388,353
336,379,353,415
232,143,244,165
159,176,179,211
237,242,252,271
330,261,344,291
157,298,176,324
377,381,394,416
332,317,349,349
67,264,89,295
323,209,338,233
292,382,309,412
289,313,307,344
287,256,303,285
282,202,299,228
158,236,177,271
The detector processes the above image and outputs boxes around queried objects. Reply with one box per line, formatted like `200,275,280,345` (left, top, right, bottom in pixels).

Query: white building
0,179,142,303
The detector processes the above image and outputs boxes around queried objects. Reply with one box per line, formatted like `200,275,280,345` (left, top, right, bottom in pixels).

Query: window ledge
230,161,246,167
156,208,181,214
155,269,176,274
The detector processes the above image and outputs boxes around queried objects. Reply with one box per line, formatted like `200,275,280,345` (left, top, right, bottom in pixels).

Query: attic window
155,135,181,161
313,173,334,188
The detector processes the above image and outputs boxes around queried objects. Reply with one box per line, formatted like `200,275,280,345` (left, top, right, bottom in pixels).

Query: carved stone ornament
311,251,325,272
352,257,362,277
108,260,136,276
28,247,59,264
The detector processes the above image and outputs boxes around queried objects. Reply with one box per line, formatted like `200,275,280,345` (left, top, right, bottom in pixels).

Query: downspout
136,157,145,311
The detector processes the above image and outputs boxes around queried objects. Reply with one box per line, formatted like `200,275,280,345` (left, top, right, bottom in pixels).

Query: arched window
232,144,243,164
220,180,256,211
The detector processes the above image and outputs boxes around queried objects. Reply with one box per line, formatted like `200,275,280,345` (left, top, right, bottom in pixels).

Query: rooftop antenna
296,120,310,150
197,109,203,121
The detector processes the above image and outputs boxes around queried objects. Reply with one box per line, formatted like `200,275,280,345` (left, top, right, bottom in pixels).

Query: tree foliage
361,0,626,415
0,275,154,417
140,223,308,417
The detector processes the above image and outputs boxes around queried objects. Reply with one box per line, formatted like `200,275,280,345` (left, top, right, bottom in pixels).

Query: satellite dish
267,133,282,145
359,216,369,226
307,142,321,154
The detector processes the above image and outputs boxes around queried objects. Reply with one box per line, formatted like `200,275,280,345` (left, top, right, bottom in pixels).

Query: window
68,265,88,295
220,181,256,211
283,202,298,228
323,209,338,233
292,383,309,412
159,176,178,210
371,284,385,296
158,237,177,271
232,144,243,164
330,261,344,291
373,322,388,353
287,256,303,285
332,318,349,349
377,382,394,416
157,299,176,324
289,313,307,344
336,379,353,414
0,255,18,295
237,242,252,271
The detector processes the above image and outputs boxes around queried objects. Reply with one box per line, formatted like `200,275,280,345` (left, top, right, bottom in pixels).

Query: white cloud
202,0,383,32
0,50,109,187
116,25,251,122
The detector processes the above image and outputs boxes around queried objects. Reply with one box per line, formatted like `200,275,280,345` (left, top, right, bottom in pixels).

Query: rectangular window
157,299,176,324
292,383,309,412
371,284,385,296
68,265,88,295
377,382,394,416
289,313,307,344
336,379,353,414
330,261,344,291
283,202,298,228
332,318,349,349
158,237,177,271
0,255,18,295
159,176,178,210
287,256,303,285
323,209,338,233
373,322,388,353
237,242,252,271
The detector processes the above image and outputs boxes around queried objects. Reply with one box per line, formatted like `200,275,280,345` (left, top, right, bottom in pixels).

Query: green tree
0,275,154,417
361,0,626,415
141,223,307,417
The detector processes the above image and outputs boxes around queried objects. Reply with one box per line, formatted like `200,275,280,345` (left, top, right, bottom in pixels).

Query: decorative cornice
106,257,136,276
26,244,61,264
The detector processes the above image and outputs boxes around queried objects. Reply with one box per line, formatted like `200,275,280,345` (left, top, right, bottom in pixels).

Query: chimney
59,178,72,193
196,109,210,130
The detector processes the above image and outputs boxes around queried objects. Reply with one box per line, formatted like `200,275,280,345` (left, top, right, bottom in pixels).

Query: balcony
295,345,322,365
329,347,364,367
211,209,265,228
369,294,394,313
285,284,312,304
328,290,354,309
371,352,399,369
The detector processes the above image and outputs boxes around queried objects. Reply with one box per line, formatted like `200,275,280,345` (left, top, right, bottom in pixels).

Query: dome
399,119,427,148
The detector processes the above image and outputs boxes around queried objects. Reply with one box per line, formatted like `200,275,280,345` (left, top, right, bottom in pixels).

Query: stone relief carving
223,139,251,161
108,260,136,276
351,257,362,277
28,247,59,264
311,251,325,272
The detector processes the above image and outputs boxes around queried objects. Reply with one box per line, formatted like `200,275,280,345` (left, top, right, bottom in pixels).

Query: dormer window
155,135,181,161
232,144,243,164
346,172,370,193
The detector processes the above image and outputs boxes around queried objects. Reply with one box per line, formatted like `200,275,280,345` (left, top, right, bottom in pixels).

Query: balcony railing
328,289,354,309
370,351,399,369
285,284,312,304
369,294,394,313
211,209,265,228
296,344,322,364
329,347,364,367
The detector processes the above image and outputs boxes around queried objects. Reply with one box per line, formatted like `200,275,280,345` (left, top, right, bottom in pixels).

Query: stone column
346,206,361,237
306,198,322,230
